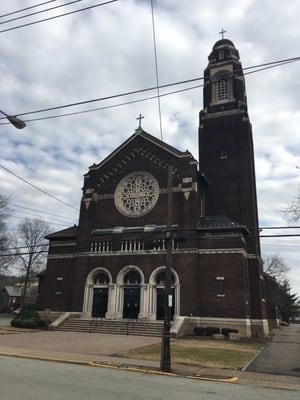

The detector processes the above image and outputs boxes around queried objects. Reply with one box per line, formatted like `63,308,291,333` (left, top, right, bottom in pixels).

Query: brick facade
38,38,269,337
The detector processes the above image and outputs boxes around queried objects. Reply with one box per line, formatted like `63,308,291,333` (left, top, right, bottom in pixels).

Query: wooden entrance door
92,288,108,318
123,287,140,319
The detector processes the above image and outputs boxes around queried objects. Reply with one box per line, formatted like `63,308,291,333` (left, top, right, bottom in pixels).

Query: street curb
241,346,265,372
0,352,238,382
186,375,239,383
0,352,89,366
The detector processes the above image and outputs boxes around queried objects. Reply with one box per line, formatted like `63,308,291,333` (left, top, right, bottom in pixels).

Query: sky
0,0,299,295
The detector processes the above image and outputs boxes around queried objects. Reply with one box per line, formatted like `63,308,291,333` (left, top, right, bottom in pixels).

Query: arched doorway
92,271,110,318
123,270,141,319
148,267,180,321
155,270,176,320
83,268,112,318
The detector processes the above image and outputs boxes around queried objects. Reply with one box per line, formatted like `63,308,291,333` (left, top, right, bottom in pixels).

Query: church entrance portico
113,266,146,320
83,268,113,318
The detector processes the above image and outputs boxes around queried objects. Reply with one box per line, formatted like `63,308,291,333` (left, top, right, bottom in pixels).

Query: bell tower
199,38,267,326
199,38,260,255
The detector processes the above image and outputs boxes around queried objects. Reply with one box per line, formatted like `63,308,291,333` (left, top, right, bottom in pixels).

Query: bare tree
15,218,50,304
283,189,300,222
263,254,290,284
0,194,14,274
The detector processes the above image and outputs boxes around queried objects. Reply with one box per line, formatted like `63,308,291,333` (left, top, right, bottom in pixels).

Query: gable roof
45,225,78,240
3,286,22,297
196,216,249,234
87,128,195,173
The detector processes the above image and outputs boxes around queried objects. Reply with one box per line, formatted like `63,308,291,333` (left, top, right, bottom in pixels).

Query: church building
38,38,269,337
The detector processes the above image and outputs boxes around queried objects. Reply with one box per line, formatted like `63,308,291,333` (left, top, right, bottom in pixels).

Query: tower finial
136,113,144,129
219,28,226,39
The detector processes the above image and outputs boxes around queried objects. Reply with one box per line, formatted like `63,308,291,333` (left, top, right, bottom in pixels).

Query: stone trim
48,254,75,259
50,242,77,247
48,247,250,259
88,131,192,172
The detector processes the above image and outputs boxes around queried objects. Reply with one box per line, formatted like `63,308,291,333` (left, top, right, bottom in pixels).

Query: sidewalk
0,330,299,391
246,324,300,377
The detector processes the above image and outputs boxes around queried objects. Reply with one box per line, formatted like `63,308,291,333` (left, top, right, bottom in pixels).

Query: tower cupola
202,38,247,114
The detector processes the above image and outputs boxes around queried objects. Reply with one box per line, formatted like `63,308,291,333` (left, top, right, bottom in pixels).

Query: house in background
0,286,22,313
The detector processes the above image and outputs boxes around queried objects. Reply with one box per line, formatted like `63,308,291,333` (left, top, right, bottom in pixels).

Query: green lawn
116,337,263,369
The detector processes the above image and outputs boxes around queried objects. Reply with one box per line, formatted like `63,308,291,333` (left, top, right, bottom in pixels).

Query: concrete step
57,318,165,337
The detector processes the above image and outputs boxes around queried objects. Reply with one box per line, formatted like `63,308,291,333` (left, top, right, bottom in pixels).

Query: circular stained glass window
114,171,159,217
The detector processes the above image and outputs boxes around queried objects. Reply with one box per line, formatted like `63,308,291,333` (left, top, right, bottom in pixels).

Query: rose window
114,172,159,217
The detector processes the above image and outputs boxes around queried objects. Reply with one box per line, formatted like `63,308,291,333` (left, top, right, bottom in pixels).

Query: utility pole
160,164,173,372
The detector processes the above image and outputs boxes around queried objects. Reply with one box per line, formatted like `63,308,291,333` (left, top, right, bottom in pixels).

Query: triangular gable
87,128,195,174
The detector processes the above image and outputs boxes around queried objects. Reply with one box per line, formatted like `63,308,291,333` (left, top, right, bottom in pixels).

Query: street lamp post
0,109,26,129
160,164,173,372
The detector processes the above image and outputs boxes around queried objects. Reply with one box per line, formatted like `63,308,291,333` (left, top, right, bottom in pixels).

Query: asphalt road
247,324,300,377
0,356,299,400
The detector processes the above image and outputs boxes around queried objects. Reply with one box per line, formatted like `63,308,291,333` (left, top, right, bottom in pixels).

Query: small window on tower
220,146,228,159
219,50,224,60
216,277,225,297
217,79,229,101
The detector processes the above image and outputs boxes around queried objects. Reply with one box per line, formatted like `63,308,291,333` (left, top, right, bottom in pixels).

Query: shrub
11,303,43,329
205,326,220,336
221,328,238,337
193,326,206,336
11,319,39,329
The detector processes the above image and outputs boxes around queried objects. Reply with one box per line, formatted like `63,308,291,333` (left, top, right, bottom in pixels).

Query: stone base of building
172,316,270,338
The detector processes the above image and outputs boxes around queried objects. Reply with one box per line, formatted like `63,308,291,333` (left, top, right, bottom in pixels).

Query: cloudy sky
0,0,299,294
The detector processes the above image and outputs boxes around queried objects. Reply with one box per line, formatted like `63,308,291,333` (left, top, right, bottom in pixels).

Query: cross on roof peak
136,113,144,128
219,28,226,39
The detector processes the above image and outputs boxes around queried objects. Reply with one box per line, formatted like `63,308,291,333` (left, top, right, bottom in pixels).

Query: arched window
211,71,232,104
123,270,141,285
93,271,109,285
155,271,176,286
217,79,229,101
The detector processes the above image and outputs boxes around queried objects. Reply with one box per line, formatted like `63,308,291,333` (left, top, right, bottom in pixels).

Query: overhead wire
0,0,86,26
0,163,79,212
0,0,119,34
1,230,300,254
1,232,300,257
8,208,75,225
150,0,163,140
1,56,299,125
0,1,58,18
8,215,68,227
9,203,74,221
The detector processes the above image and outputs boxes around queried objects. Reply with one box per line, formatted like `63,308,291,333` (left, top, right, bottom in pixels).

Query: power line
9,215,68,227
9,203,74,221
0,0,86,26
1,232,300,255
1,56,299,124
0,163,79,212
150,0,163,141
0,83,203,125
0,1,58,18
0,0,119,34
8,208,75,225
6,199,300,236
